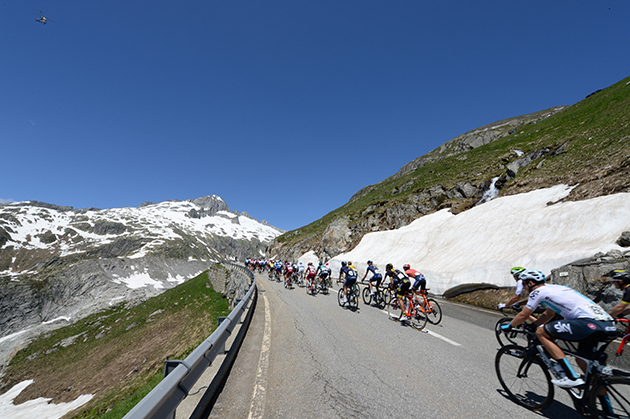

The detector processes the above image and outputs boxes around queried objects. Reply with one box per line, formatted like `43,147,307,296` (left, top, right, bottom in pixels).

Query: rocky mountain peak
189,195,231,215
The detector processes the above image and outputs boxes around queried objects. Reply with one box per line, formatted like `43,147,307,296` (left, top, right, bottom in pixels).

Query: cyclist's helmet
608,270,630,284
308,262,312,266
519,269,546,283
341,261,347,267
367,260,373,265
510,266,526,278
386,263,393,270
403,264,410,271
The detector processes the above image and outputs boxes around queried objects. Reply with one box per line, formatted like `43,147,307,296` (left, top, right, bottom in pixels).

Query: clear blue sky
2,1,629,231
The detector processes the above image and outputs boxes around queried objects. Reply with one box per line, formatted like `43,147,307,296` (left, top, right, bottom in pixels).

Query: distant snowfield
0,380,93,419
306,185,630,295
111,270,192,289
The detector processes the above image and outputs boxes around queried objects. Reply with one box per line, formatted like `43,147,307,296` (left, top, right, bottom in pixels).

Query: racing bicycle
338,282,360,310
306,277,318,296
496,327,630,417
415,289,442,325
362,284,386,309
387,293,428,331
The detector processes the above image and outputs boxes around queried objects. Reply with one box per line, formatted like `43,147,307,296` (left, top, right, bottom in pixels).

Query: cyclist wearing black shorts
504,269,617,388
403,264,426,293
316,261,331,284
384,263,411,318
362,260,382,296
339,261,358,303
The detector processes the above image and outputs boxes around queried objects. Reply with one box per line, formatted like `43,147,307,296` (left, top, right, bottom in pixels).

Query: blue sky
2,1,629,231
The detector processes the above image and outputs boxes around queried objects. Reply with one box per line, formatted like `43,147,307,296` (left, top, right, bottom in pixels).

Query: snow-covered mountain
0,196,282,368
0,195,283,278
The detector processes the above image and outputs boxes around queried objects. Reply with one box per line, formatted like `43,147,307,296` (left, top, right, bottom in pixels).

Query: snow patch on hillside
320,185,630,295
0,380,93,419
111,270,195,289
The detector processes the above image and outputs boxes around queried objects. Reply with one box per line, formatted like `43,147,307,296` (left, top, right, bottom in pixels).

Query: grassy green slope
1,267,230,419
277,76,630,250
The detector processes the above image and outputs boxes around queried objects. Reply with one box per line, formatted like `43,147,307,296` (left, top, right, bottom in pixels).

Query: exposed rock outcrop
618,231,630,247
550,250,630,313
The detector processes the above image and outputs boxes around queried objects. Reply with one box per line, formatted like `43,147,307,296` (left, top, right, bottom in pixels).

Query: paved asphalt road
207,273,591,418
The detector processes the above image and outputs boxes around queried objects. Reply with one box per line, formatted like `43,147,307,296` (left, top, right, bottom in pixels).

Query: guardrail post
217,317,228,354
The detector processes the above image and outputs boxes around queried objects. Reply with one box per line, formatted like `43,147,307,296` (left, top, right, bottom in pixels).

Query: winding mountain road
208,273,585,418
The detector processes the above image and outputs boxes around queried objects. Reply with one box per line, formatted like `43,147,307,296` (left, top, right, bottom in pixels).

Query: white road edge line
378,309,461,347
425,330,461,346
247,291,271,419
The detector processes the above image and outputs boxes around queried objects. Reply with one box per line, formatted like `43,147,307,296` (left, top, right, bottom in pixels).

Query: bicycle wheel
348,290,359,310
382,289,391,307
312,281,319,295
495,344,554,411
337,288,345,306
362,287,372,305
320,280,328,295
588,376,630,418
409,300,428,331
374,290,385,310
426,298,442,325
495,318,528,348
388,297,403,321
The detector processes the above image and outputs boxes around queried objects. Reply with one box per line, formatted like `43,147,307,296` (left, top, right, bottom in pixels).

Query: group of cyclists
337,260,427,308
246,258,431,314
245,258,332,291
247,255,630,414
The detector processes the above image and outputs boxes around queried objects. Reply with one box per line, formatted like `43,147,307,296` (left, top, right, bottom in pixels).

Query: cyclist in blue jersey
362,260,383,296
339,261,358,303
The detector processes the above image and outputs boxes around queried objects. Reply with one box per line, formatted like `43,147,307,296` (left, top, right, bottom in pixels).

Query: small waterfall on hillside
476,176,500,205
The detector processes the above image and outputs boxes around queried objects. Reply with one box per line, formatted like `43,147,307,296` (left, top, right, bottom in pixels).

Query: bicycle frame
615,318,630,356
414,291,436,314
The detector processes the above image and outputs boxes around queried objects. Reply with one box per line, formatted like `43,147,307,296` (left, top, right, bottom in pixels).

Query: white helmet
519,269,546,283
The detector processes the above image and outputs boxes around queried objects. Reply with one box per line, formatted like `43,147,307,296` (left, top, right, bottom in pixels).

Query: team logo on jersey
588,323,596,330
554,322,573,334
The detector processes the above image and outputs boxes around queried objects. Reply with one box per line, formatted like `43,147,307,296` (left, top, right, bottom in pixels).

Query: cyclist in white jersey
498,267,526,309
503,269,616,388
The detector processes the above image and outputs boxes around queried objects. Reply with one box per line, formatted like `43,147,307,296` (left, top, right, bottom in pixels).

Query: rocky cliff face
550,248,630,312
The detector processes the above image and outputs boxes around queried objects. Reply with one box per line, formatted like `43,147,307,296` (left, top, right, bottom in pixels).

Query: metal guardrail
123,263,256,419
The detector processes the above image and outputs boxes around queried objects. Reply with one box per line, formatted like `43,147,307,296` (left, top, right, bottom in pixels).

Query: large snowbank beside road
320,185,630,295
